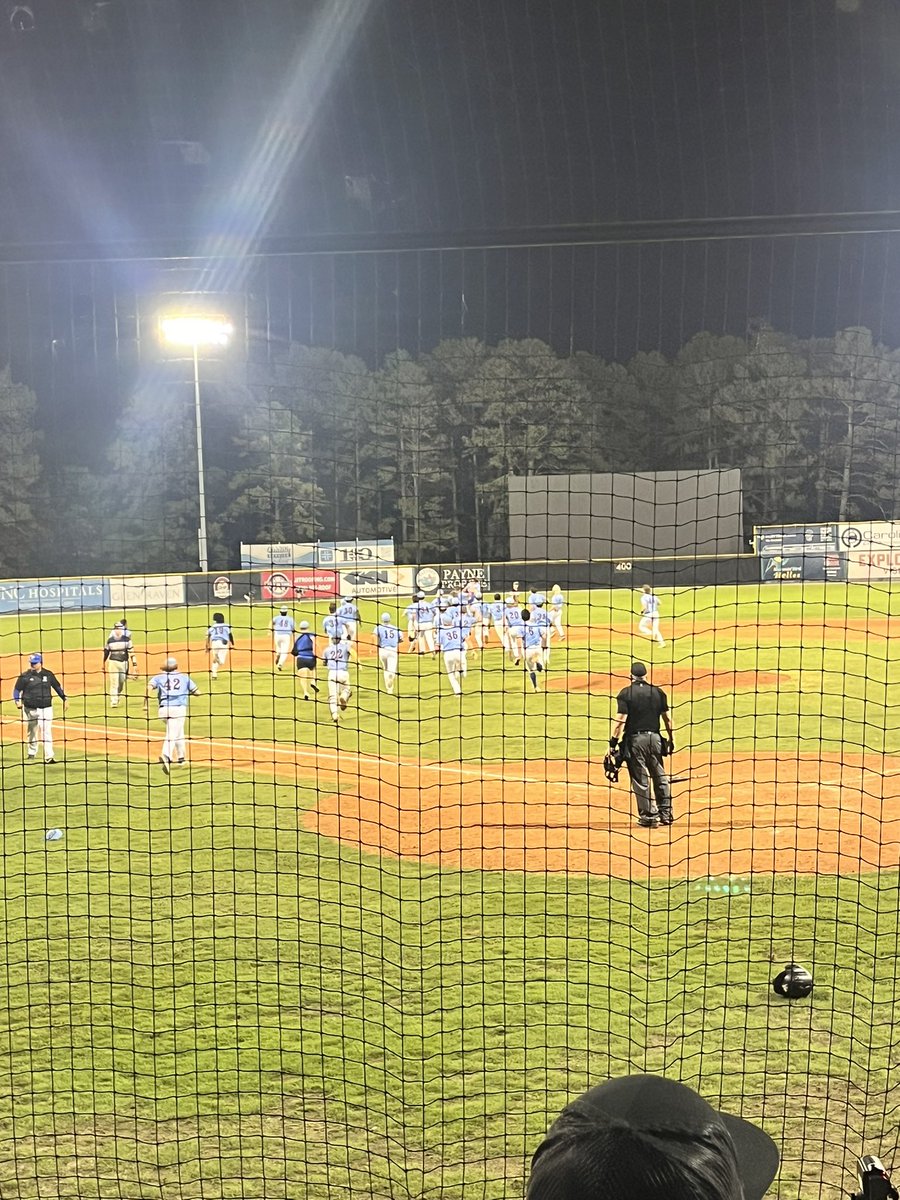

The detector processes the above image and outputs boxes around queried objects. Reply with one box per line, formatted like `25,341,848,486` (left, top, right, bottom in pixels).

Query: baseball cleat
159,755,171,776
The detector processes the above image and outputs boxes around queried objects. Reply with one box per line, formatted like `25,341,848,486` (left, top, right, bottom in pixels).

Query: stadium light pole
159,315,234,573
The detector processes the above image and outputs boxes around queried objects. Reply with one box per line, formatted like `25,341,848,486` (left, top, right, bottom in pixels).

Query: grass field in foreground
1,582,899,1198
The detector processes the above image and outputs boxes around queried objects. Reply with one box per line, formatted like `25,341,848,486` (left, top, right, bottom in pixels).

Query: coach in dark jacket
610,662,674,828
12,653,67,764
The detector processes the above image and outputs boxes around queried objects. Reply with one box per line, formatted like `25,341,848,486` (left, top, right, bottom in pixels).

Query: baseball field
0,582,898,1198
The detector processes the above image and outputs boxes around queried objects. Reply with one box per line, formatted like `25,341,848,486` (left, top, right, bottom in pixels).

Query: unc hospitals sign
0,578,108,614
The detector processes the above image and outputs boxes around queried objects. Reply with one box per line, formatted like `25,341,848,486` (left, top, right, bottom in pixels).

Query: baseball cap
163,656,178,670
299,621,310,630
29,653,42,665
381,613,391,623
631,661,647,677
416,592,424,599
343,595,353,602
114,621,125,629
279,607,288,614
534,594,546,606
527,1075,779,1200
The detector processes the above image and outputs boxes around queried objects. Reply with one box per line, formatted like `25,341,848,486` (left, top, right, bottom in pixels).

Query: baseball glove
604,744,626,783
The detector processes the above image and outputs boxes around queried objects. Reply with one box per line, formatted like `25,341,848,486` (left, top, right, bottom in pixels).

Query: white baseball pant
159,707,188,761
328,670,352,718
379,648,398,693
443,650,463,694
24,707,54,760
273,633,292,667
107,659,128,705
209,643,229,677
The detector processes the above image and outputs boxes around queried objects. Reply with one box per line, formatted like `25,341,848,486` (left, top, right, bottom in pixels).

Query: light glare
160,316,233,348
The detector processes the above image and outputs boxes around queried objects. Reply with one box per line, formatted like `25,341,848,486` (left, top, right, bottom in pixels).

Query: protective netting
0,238,898,1200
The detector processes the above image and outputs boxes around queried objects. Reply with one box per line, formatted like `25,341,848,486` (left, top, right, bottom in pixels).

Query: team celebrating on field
9,583,680,827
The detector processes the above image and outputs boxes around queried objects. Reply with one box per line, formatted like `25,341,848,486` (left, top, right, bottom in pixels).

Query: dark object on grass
772,962,813,999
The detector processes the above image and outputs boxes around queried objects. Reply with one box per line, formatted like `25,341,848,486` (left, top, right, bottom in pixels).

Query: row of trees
2,325,900,576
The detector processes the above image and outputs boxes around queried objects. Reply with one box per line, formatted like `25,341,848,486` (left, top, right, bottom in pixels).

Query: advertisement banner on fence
184,573,259,606
837,522,900,553
414,565,492,594
317,540,395,567
759,552,846,582
338,566,416,597
242,540,395,569
755,524,845,581
241,543,319,569
108,575,186,609
846,549,900,581
261,569,339,600
0,577,108,614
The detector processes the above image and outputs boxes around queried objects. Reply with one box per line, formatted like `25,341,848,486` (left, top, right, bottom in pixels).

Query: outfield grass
1,583,899,1197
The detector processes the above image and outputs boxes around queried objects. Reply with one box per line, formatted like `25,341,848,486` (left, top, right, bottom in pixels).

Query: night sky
1,0,900,453
1,0,899,242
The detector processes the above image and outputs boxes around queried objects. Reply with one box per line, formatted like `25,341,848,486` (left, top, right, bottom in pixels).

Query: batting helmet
772,963,813,999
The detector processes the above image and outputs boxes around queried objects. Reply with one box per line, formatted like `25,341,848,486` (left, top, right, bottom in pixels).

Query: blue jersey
459,611,476,635
323,614,346,639
292,632,315,659
416,600,435,627
323,643,352,673
504,605,523,627
437,623,465,653
375,624,403,650
489,601,505,622
641,593,660,617
337,602,360,623
272,614,295,634
531,608,552,632
404,603,418,623
207,622,232,644
523,621,545,649
480,600,492,619
551,593,564,610
149,671,197,708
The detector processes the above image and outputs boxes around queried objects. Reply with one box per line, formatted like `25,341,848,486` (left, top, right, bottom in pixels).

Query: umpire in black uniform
610,662,675,828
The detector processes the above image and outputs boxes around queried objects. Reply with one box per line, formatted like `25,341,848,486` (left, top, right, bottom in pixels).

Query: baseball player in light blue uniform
549,586,566,640
488,593,506,648
522,610,548,691
323,637,353,724
323,602,348,643
436,614,466,695
639,585,665,646
374,613,404,694
145,656,199,774
337,596,361,646
205,612,234,679
530,596,554,667
475,597,492,649
404,599,419,650
503,597,525,664
414,593,436,653
271,607,296,670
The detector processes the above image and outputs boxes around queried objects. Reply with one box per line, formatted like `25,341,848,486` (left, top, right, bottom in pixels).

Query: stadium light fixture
8,4,35,32
159,314,233,573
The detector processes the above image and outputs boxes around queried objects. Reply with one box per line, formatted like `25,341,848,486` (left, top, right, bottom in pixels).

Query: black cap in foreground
527,1075,779,1200
630,661,647,677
